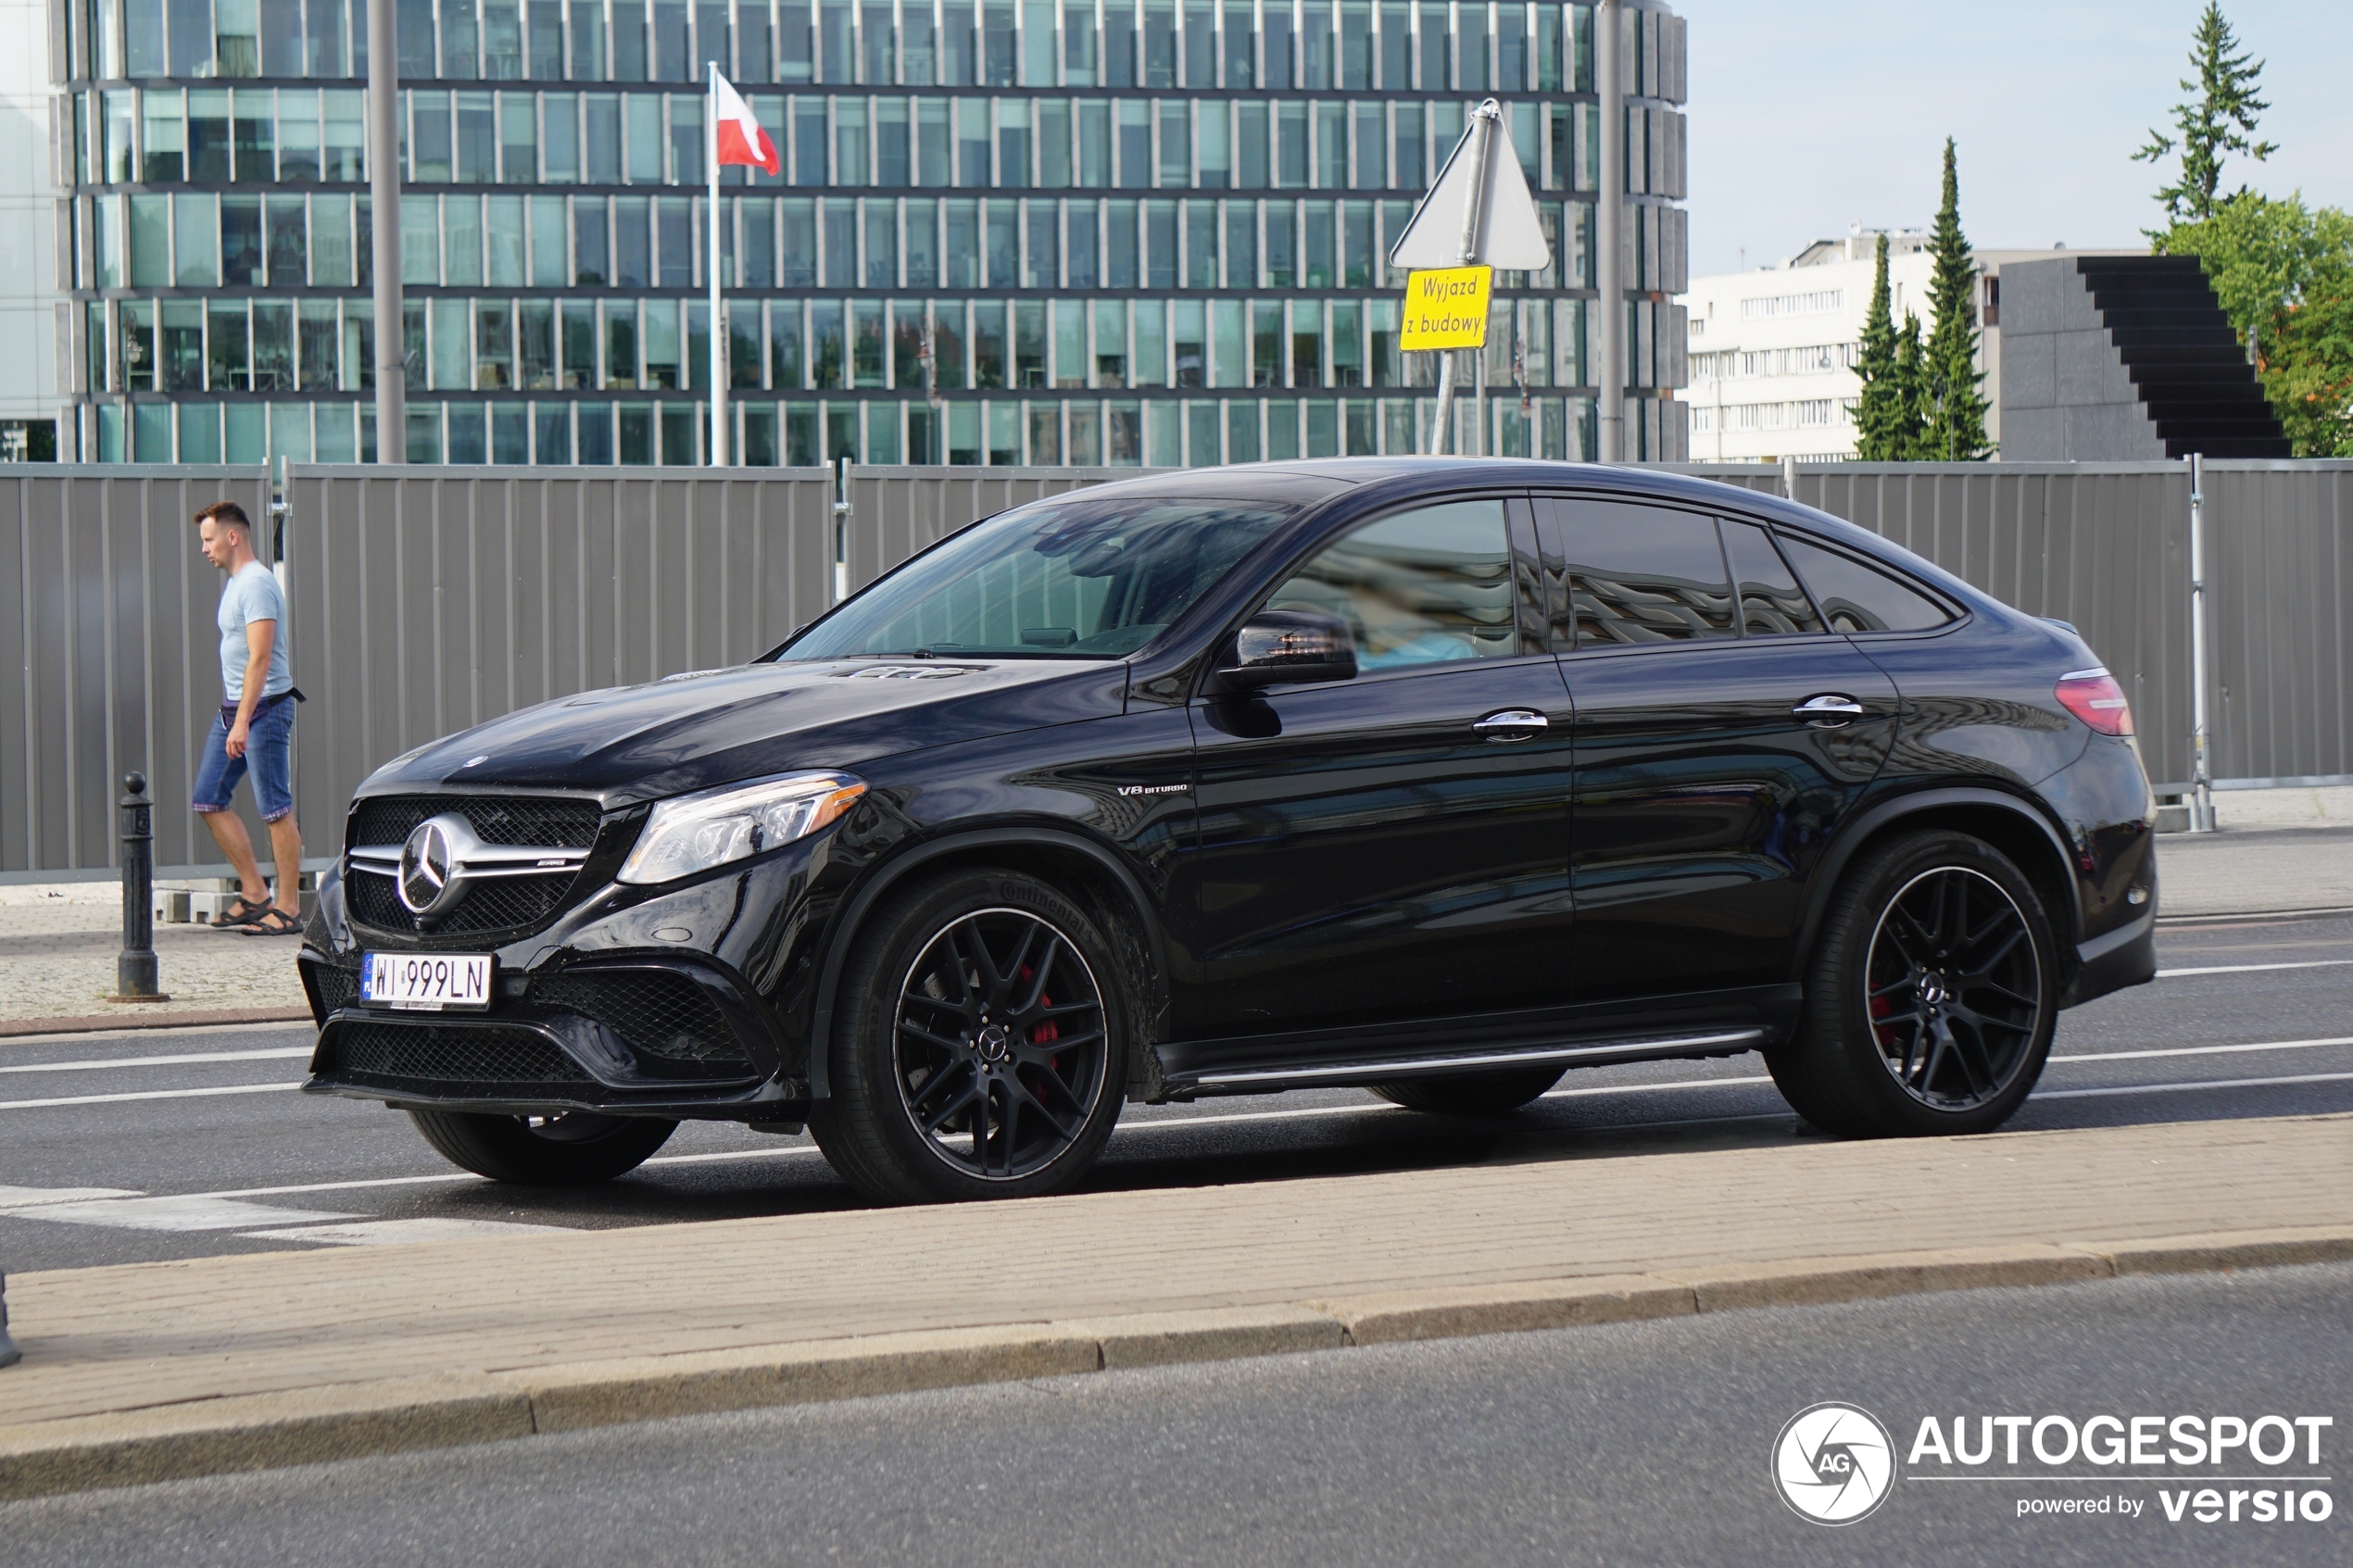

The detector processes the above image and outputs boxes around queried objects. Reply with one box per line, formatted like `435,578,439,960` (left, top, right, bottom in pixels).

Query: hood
357,659,1129,806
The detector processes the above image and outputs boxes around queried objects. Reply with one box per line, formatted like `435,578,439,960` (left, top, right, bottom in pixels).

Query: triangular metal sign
1387,106,1554,271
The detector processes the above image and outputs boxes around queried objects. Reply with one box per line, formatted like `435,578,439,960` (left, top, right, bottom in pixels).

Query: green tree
1922,139,1989,460
2158,194,2353,456
1892,311,1933,461
2134,3,2277,226
1851,232,1917,459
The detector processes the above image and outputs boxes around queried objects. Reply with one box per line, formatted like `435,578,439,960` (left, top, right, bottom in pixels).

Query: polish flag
711,74,780,177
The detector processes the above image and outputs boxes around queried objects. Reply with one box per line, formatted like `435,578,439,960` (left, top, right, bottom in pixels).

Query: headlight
617,771,866,885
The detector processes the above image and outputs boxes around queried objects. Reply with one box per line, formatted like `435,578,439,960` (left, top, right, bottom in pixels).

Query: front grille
532,971,751,1069
348,796,601,851
346,863,575,936
319,1021,593,1097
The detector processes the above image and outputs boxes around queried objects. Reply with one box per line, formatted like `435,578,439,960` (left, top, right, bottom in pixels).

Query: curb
4,1225,2348,1502
0,1007,313,1040
2156,903,2353,928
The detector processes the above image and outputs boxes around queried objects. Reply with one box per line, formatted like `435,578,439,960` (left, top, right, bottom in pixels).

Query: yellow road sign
1399,267,1493,351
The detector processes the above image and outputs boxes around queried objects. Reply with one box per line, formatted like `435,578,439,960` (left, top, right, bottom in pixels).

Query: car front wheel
1768,830,2058,1138
812,869,1131,1204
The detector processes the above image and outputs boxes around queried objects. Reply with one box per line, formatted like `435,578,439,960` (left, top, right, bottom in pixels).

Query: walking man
192,500,305,936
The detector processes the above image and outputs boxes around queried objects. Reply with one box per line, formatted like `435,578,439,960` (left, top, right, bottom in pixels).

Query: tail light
2056,668,2134,736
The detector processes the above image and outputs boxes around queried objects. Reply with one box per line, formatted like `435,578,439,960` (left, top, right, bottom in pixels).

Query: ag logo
1772,1402,1896,1524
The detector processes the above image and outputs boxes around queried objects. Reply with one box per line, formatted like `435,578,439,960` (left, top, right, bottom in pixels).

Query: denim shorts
192,695,296,822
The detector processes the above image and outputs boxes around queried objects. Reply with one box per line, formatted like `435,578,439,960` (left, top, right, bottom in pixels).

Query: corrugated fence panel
2207,464,2353,786
1,468,271,878
13,459,2352,880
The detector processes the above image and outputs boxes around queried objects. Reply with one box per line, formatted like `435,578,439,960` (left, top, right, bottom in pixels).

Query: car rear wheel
1371,1066,1565,1115
1768,830,2057,1137
811,870,1131,1204
407,1108,677,1185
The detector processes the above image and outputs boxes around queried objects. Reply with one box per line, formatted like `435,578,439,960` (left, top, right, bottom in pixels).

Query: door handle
1473,709,1550,740
1793,694,1868,727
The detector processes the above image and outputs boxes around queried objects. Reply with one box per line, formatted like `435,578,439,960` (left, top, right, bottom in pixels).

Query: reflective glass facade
59,0,1686,464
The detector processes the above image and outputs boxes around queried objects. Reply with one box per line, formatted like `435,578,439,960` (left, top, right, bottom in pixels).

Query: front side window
779,495,1296,660
1267,499,1514,671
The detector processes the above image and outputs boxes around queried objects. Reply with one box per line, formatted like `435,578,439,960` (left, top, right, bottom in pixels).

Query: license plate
359,952,493,1011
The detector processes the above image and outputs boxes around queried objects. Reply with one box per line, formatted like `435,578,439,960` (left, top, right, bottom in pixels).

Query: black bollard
114,772,170,1004
0,1271,19,1368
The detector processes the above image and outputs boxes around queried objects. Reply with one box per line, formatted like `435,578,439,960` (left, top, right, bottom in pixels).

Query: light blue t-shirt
219,562,293,703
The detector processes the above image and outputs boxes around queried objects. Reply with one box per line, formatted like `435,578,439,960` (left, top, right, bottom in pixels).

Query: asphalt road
1,1261,2344,1565
2,912,2349,1273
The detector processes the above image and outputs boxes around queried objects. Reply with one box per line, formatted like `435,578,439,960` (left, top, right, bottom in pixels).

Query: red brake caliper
1019,965,1060,1067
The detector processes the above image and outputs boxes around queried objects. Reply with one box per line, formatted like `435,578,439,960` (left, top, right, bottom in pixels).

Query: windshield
776,495,1297,661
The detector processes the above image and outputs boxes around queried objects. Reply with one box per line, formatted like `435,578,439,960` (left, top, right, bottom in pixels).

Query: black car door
1181,495,1577,1042
1540,497,1900,1004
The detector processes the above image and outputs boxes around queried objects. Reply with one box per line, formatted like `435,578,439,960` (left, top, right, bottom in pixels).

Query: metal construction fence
6,458,2349,880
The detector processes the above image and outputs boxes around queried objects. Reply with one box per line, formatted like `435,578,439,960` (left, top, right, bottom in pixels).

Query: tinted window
1722,520,1826,637
1776,533,1952,633
1267,499,1514,671
782,496,1293,660
1553,501,1736,646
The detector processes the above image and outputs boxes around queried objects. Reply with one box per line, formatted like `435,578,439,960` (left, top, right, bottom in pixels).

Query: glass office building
57,0,1686,465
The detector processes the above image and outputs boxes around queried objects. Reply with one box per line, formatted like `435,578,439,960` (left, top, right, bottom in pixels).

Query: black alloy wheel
894,907,1111,1180
1864,866,2045,1110
1768,830,2057,1138
408,1108,677,1185
812,870,1131,1203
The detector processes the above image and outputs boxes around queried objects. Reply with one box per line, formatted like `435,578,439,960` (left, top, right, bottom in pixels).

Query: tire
810,868,1133,1204
1768,830,2058,1138
1371,1065,1565,1115
408,1108,676,1185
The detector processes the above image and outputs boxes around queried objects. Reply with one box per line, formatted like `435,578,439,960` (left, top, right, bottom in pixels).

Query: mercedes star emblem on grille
397,815,470,916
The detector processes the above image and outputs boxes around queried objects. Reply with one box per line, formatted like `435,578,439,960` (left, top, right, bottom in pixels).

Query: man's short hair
195,500,251,534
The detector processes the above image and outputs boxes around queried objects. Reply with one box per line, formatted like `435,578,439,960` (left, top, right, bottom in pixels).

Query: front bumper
300,835,838,1122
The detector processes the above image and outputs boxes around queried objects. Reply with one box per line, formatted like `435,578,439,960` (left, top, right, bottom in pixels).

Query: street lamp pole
368,0,404,462
1595,0,1625,463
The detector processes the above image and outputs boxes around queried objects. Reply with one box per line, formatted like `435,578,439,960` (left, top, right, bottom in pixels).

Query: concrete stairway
2077,255,2291,458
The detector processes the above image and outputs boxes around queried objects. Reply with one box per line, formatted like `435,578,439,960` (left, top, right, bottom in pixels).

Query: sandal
211,895,271,929
239,908,305,936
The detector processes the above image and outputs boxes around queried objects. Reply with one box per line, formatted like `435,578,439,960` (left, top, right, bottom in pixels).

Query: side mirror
1216,609,1358,690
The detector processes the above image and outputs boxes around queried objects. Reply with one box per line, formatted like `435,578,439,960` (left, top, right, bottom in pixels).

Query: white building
0,0,61,459
1679,229,2143,461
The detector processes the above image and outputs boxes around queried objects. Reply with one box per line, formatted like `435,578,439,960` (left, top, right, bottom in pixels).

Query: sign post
1387,99,1552,455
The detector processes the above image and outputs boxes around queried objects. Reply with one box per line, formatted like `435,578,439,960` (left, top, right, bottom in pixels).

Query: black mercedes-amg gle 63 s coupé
300,458,2158,1202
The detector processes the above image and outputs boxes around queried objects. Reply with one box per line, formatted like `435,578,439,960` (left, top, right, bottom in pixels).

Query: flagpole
708,63,727,467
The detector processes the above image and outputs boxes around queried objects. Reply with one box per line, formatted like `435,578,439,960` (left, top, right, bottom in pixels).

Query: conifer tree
1893,311,1931,461
1852,232,1911,460
1922,139,1989,460
2133,3,2276,225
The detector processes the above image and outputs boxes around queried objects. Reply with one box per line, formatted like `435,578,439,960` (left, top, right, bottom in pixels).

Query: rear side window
1267,499,1516,671
1722,520,1827,637
1775,533,1953,633
1550,501,1737,646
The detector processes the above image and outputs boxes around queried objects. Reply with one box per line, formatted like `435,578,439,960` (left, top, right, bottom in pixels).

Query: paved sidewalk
2155,822,2353,920
1,1113,2347,1496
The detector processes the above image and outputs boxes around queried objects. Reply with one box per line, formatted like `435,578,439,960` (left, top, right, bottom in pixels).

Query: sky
1676,1,2353,280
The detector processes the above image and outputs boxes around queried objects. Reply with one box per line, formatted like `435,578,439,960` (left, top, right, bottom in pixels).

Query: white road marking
0,1047,315,1075
2049,1035,2353,1065
0,1081,305,1111
2156,959,2353,979
240,1217,573,1246
2032,1071,2353,1100
0,1185,143,1209
13,1195,361,1232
